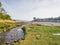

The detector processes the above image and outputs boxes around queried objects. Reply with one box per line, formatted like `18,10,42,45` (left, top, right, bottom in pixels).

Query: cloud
1,0,60,20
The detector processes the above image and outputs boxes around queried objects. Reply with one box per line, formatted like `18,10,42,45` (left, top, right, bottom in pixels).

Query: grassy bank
15,24,60,45
0,22,22,33
0,21,22,45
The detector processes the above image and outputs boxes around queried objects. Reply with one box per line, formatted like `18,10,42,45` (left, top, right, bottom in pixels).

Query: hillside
0,2,21,34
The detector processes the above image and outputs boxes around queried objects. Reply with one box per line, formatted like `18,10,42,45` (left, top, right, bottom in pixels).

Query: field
18,24,60,45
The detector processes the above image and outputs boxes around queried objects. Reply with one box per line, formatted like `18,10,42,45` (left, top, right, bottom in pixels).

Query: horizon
0,0,60,21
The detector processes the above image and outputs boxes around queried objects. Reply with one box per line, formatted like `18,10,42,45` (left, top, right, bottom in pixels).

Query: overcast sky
0,0,60,20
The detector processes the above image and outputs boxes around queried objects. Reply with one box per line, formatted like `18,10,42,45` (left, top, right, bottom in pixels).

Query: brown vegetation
0,20,16,23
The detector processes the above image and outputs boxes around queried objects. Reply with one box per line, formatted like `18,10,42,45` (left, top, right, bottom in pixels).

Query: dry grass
0,20,16,23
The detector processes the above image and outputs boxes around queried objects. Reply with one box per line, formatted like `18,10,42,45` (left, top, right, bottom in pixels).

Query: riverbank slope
0,19,22,33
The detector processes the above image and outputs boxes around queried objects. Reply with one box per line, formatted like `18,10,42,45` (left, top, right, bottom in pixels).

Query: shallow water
0,26,24,45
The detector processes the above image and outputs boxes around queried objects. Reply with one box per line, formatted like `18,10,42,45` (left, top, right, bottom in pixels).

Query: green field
19,24,60,45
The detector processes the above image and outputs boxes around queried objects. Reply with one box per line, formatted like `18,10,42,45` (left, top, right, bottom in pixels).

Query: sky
0,0,60,20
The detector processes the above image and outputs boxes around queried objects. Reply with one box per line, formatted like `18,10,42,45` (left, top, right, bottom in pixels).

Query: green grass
0,22,21,33
0,22,22,45
19,25,60,45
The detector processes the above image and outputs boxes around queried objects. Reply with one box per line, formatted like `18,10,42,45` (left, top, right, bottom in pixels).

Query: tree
0,13,11,20
3,14,11,20
0,2,2,7
0,2,6,13
0,2,11,20
0,13,4,19
33,17,36,20
0,2,2,13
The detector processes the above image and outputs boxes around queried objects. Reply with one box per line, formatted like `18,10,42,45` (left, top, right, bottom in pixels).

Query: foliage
0,13,11,20
0,2,2,7
3,14,11,20
0,2,11,20
0,13,3,19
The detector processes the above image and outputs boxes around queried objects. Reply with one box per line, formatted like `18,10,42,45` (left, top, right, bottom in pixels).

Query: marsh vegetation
19,24,60,45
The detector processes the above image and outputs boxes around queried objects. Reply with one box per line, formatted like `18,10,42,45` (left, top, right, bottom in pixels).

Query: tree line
33,16,60,22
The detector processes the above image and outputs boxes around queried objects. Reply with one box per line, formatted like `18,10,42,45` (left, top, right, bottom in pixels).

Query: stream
0,26,25,45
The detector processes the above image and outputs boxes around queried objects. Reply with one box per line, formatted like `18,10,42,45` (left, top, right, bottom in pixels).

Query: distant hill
33,16,60,22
